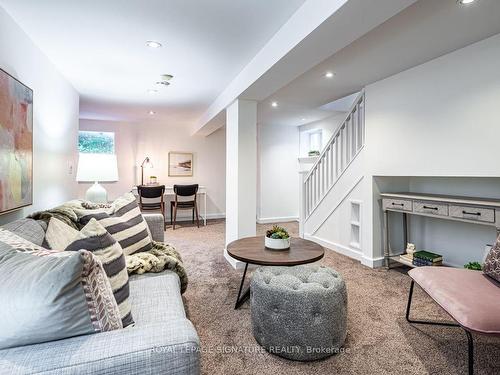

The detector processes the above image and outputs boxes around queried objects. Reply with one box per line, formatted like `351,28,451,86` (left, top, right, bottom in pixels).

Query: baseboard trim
361,256,385,268
304,234,384,269
304,234,364,262
257,216,299,224
223,248,245,269
168,213,225,222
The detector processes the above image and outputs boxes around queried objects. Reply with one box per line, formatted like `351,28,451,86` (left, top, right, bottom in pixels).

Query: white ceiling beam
193,0,417,136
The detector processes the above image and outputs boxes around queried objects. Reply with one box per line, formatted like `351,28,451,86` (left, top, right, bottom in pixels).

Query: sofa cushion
0,319,200,375
409,267,500,335
76,193,153,256
0,242,122,350
0,228,52,255
46,217,134,328
129,271,186,325
1,218,45,246
484,236,500,283
0,271,200,375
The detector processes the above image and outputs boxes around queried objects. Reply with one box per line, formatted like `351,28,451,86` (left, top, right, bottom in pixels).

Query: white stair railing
304,91,365,219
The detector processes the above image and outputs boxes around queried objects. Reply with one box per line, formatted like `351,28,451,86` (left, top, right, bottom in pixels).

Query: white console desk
132,186,207,226
381,192,500,268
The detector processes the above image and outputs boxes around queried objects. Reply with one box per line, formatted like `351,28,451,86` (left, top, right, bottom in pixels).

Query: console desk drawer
449,205,495,223
383,198,412,212
413,201,448,216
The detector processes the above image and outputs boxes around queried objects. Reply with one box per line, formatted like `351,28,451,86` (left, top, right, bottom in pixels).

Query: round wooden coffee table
227,236,324,309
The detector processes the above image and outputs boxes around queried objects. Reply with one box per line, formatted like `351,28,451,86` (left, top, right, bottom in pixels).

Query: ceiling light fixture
457,0,476,4
146,40,162,48
149,110,156,115
147,89,158,94
271,101,278,107
325,71,335,78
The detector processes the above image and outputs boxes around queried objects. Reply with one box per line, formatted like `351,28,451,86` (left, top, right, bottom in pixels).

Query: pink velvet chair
406,267,500,374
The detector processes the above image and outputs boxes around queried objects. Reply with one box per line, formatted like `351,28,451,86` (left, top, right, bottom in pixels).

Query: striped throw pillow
76,193,153,256
46,217,134,328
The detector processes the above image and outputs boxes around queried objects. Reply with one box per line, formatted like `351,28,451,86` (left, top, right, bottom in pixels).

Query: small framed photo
168,152,193,177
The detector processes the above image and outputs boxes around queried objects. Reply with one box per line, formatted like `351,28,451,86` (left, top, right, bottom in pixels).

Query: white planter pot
265,237,291,250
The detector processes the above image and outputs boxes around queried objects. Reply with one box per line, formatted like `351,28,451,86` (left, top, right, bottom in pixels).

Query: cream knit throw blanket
126,241,188,293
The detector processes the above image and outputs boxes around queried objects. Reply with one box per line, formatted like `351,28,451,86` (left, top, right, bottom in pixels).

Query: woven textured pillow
46,217,134,327
0,228,56,256
0,240,122,349
484,236,500,282
76,193,153,256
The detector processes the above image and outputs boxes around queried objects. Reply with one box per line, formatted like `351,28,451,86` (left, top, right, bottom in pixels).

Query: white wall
299,113,345,157
363,33,500,266
0,7,79,225
258,123,299,223
79,119,226,219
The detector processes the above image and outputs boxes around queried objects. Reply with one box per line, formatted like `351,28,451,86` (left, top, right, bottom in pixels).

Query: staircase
299,90,366,260
303,91,365,218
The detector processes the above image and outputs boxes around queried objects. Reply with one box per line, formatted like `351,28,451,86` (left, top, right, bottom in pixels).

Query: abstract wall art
0,68,33,214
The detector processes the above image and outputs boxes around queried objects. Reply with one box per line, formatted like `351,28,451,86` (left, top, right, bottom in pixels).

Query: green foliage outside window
78,131,115,154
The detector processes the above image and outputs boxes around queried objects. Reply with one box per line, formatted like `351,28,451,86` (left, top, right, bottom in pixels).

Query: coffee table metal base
235,263,250,309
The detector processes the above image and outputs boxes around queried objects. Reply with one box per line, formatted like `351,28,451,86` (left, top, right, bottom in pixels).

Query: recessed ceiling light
149,110,156,115
302,118,307,121
457,0,476,4
147,89,158,94
325,72,335,78
271,101,278,107
146,40,162,48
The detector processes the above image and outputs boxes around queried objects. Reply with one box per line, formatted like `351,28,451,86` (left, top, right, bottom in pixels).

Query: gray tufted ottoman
250,265,347,361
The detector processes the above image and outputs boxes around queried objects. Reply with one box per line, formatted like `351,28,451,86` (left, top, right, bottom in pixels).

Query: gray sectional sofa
0,214,200,375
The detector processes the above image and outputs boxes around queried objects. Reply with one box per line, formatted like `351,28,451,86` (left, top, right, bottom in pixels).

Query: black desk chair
170,184,199,230
137,185,166,230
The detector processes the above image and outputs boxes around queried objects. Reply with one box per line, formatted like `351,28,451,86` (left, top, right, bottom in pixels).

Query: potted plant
265,225,291,250
308,150,320,157
464,261,482,271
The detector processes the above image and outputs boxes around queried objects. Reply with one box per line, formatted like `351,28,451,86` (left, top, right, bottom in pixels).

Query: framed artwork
0,68,33,215
168,152,193,177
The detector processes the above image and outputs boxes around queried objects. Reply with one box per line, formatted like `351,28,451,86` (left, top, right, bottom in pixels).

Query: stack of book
412,250,443,267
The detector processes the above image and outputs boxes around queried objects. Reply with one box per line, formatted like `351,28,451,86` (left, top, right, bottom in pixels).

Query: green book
413,250,443,263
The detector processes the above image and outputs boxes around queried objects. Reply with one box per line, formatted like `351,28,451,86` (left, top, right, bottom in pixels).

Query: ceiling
0,0,305,124
256,0,500,127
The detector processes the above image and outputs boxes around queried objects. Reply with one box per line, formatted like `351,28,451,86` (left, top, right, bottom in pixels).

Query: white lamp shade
77,153,119,182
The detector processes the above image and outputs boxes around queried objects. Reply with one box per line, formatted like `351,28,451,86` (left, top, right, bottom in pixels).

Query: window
78,131,115,154
309,130,322,153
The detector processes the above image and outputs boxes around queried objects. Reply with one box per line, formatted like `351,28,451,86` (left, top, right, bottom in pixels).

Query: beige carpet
164,220,500,375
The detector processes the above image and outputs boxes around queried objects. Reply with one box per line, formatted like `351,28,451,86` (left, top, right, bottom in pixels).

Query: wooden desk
132,186,207,226
381,192,500,268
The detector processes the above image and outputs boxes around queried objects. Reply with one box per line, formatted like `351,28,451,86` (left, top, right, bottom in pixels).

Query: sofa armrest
0,319,200,375
143,214,165,242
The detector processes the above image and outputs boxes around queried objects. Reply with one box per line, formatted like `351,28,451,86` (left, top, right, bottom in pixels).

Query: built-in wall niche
299,128,323,157
373,176,500,267
350,200,362,250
